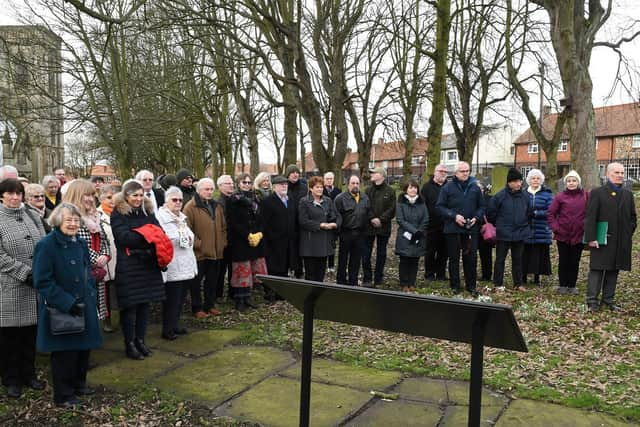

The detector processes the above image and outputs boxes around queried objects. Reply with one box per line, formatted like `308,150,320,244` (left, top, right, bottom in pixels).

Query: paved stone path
91,326,634,426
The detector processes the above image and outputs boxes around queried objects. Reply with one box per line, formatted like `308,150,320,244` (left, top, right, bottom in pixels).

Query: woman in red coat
546,170,587,295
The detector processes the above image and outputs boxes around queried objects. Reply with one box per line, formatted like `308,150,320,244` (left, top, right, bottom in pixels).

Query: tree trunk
282,83,298,169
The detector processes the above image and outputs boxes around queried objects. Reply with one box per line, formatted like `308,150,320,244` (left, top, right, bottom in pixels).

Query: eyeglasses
63,218,81,224
142,178,153,182
241,181,252,184
435,170,447,173
458,170,470,173
170,198,183,203
32,195,45,199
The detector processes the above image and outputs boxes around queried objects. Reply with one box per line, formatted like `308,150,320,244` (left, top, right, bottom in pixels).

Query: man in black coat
215,174,235,301
584,162,636,312
334,176,372,286
420,164,448,281
285,164,308,278
323,171,341,272
261,175,298,301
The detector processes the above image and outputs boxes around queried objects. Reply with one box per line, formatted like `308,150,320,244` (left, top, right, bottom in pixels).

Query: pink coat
546,189,588,245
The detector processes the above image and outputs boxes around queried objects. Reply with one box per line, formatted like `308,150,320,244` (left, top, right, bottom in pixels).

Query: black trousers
587,269,619,306
478,238,493,281
493,240,524,287
399,256,420,287
362,234,390,284
121,303,149,343
303,257,327,282
445,233,478,291
0,325,36,387
50,350,90,404
424,228,447,279
163,279,190,335
191,259,221,313
217,246,232,299
336,232,363,286
557,241,583,288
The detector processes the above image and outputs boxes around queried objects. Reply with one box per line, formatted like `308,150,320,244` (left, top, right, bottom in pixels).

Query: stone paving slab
152,346,294,406
280,358,403,392
145,329,244,356
440,404,504,426
393,377,507,407
90,349,188,391
496,399,634,427
220,375,371,427
345,399,442,426
445,380,508,407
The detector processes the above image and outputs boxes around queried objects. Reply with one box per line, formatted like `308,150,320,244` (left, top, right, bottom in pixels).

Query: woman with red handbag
63,180,111,322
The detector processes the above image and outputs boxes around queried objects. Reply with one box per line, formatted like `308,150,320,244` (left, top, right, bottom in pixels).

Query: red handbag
481,216,497,245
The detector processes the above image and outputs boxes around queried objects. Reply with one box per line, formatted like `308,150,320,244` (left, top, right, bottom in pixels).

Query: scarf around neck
82,210,101,233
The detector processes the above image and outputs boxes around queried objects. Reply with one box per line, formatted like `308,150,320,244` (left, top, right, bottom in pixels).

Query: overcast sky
2,2,640,164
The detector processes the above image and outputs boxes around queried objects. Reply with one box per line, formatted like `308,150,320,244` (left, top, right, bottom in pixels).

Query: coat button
70,260,76,264
75,277,80,282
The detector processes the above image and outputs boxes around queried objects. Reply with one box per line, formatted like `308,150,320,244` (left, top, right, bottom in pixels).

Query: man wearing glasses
135,170,164,213
436,161,485,297
420,164,449,281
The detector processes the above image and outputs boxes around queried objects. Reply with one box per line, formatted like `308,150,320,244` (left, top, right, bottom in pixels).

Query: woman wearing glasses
226,173,267,312
157,187,197,339
24,183,52,233
111,180,166,359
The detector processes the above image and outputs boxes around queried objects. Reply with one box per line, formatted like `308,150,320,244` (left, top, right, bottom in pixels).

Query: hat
160,174,177,190
122,179,143,196
563,170,581,187
285,164,300,177
176,168,193,184
271,175,288,185
506,167,523,183
369,166,387,177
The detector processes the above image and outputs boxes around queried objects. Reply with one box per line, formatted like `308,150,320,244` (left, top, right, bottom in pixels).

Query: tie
145,192,151,198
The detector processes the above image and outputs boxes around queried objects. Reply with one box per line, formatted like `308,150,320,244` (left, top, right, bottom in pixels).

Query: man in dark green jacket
362,167,396,287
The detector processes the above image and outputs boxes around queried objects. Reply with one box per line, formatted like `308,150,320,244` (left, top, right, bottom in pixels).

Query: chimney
543,105,551,117
377,137,384,145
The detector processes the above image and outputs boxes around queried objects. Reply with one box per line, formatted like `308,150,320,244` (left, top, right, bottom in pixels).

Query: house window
527,143,538,154
558,140,568,152
440,152,445,161
411,156,422,166
510,145,515,155
397,160,403,168
368,161,374,169
382,160,388,168
598,164,605,178
632,135,640,148
447,151,458,161
626,159,640,181
521,166,532,177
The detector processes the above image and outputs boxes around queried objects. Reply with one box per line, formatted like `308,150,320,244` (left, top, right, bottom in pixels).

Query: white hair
0,165,18,180
164,186,183,199
525,168,545,186
196,177,215,191
216,174,232,186
42,175,60,187
135,169,154,181
323,171,334,179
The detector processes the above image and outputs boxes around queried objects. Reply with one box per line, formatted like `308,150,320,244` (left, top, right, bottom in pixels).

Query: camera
464,218,474,230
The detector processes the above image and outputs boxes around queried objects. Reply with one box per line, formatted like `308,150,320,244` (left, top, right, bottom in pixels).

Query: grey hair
42,175,60,187
48,202,82,228
196,177,215,191
323,171,335,179
607,162,624,174
99,184,119,200
253,172,272,191
525,168,545,186
455,162,470,173
25,183,45,199
135,169,153,181
164,186,183,199
216,174,232,186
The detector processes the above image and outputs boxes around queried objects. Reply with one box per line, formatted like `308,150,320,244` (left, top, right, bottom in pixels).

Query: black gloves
69,302,84,317
412,230,424,243
25,273,33,287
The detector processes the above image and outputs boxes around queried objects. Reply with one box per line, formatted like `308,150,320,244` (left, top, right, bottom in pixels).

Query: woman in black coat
298,176,341,282
111,180,165,360
226,173,267,312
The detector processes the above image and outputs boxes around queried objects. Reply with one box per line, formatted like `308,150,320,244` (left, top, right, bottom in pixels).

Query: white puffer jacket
156,206,198,282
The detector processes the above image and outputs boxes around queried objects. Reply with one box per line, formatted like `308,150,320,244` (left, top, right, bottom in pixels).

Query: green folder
583,221,608,245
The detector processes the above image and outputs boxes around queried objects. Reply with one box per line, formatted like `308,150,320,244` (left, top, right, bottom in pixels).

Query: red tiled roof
514,102,640,144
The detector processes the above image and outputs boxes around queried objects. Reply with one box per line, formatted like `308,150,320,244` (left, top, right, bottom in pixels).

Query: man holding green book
584,163,637,312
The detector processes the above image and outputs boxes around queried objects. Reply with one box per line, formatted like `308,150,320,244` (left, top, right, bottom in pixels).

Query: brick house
513,102,640,180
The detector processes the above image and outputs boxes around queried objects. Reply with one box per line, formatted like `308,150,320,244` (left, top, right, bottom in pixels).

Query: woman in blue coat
33,203,102,408
522,169,553,285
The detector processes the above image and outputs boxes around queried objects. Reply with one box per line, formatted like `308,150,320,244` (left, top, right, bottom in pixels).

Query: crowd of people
0,159,635,407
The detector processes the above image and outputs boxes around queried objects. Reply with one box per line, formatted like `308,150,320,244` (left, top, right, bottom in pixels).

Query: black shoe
469,290,479,298
162,332,177,341
451,288,461,295
588,304,599,312
235,301,248,312
56,396,80,408
244,298,258,309
27,378,45,390
74,386,95,396
6,384,22,398
604,303,621,312
125,342,144,360
173,327,188,335
134,338,152,357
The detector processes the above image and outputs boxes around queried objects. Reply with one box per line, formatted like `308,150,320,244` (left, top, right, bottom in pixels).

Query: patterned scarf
82,210,102,233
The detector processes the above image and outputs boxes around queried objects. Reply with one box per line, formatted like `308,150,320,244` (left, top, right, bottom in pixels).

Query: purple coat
546,188,588,245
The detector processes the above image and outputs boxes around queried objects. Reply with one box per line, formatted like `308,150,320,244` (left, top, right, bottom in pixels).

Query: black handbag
47,303,86,335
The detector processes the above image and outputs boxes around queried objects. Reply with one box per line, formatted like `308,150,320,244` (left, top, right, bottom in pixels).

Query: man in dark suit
136,169,164,214
261,175,298,301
